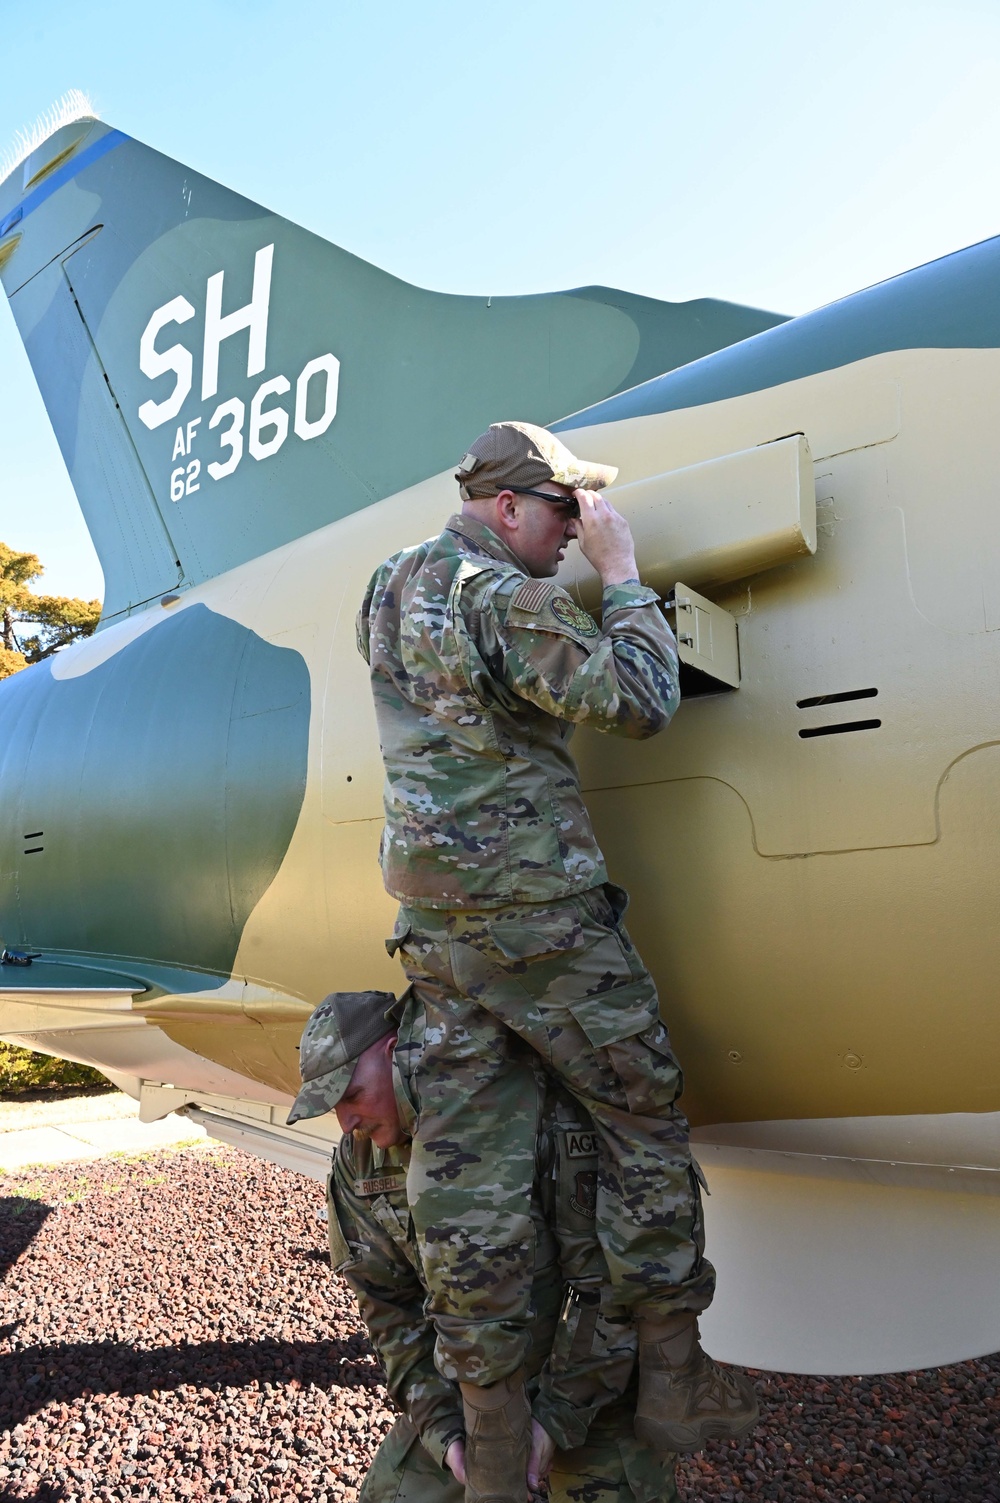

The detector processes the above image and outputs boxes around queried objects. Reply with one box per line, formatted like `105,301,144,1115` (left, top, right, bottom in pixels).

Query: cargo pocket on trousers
688,1163,708,1261
487,906,584,964
565,975,661,1051
603,1016,684,1116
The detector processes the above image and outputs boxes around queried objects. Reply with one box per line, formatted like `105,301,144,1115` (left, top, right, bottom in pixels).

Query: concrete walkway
0,1090,206,1171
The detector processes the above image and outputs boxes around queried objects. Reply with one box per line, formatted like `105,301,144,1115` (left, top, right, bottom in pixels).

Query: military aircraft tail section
0,111,785,622
13,109,1000,1380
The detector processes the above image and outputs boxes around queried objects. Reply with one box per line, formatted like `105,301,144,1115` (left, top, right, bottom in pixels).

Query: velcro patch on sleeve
507,579,600,640
549,595,599,637
509,578,556,615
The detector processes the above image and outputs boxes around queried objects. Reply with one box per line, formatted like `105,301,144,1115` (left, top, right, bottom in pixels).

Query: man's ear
495,490,519,529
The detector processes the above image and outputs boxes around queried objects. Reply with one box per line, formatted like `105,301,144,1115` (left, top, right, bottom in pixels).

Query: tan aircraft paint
11,332,1000,1374
241,343,1000,1126
36,344,1000,1130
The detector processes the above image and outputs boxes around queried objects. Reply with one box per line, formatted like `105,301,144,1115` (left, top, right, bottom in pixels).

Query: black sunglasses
508,486,580,518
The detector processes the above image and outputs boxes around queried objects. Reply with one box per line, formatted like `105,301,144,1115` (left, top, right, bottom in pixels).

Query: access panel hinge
664,581,740,694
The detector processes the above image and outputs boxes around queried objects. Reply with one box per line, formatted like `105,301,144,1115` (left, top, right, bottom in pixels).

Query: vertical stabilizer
0,117,786,620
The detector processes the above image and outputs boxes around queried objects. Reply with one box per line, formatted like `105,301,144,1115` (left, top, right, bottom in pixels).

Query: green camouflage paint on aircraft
5,104,1000,1378
0,108,785,1096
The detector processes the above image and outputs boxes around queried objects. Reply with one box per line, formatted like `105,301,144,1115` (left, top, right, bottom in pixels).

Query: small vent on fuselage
23,830,43,854
799,720,881,739
796,688,878,709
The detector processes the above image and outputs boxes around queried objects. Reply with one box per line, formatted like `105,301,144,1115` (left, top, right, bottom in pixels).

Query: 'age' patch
565,1129,599,1159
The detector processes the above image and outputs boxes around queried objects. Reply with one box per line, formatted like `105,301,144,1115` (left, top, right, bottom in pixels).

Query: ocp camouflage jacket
357,514,680,909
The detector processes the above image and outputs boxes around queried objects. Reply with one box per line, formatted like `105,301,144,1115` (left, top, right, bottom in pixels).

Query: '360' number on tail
137,244,341,502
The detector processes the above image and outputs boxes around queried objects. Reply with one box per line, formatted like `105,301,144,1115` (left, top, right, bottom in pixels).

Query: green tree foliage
0,542,101,680
0,1041,111,1095
0,545,107,1092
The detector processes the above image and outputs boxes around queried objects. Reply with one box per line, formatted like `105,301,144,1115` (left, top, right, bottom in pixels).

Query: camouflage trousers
358,1416,679,1503
389,883,715,1384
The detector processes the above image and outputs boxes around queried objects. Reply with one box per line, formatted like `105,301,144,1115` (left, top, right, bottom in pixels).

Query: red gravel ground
1,1144,997,1502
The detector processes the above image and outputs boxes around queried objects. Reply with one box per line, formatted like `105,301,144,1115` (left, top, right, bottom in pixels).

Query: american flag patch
509,578,556,615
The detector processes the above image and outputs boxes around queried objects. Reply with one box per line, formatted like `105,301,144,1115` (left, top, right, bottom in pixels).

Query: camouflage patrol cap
455,421,618,502
287,990,398,1124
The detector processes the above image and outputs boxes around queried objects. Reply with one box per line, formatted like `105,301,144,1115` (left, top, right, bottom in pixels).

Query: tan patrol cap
455,421,618,502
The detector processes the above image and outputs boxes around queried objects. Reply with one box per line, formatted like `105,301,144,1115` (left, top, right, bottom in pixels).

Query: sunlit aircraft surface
2,104,998,1377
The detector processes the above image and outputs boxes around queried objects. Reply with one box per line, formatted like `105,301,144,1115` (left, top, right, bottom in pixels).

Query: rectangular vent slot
23,831,43,839
23,847,44,854
799,719,881,739
797,688,877,708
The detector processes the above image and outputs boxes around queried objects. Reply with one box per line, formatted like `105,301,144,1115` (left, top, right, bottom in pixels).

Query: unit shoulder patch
550,595,599,637
570,1169,597,1218
507,580,599,639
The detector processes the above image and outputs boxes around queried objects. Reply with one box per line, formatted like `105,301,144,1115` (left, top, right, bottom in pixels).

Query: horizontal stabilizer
0,958,146,1000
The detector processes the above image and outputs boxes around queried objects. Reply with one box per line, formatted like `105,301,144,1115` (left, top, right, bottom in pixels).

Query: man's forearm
331,1155,464,1465
344,1277,464,1461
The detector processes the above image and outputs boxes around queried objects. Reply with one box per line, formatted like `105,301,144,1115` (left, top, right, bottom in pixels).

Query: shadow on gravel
8,1481,67,1502
0,1196,54,1277
0,1333,381,1427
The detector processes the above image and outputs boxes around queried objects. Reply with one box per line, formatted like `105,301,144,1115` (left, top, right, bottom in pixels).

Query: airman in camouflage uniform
356,422,759,1475
336,1103,679,1503
287,989,680,1503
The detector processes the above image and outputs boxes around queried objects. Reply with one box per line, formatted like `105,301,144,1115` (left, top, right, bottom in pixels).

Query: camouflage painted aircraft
2,104,999,1378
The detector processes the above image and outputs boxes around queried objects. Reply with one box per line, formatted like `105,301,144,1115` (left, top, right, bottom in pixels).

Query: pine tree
0,542,100,680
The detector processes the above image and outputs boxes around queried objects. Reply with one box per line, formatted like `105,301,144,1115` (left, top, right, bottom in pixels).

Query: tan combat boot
459,1368,531,1503
634,1313,760,1454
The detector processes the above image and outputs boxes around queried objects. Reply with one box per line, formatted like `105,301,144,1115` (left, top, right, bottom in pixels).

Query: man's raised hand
572,491,640,587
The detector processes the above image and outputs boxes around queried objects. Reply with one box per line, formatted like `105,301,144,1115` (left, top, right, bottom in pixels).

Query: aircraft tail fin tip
1,90,98,183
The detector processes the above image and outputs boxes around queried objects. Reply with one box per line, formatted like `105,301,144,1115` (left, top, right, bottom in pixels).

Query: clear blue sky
2,0,999,600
